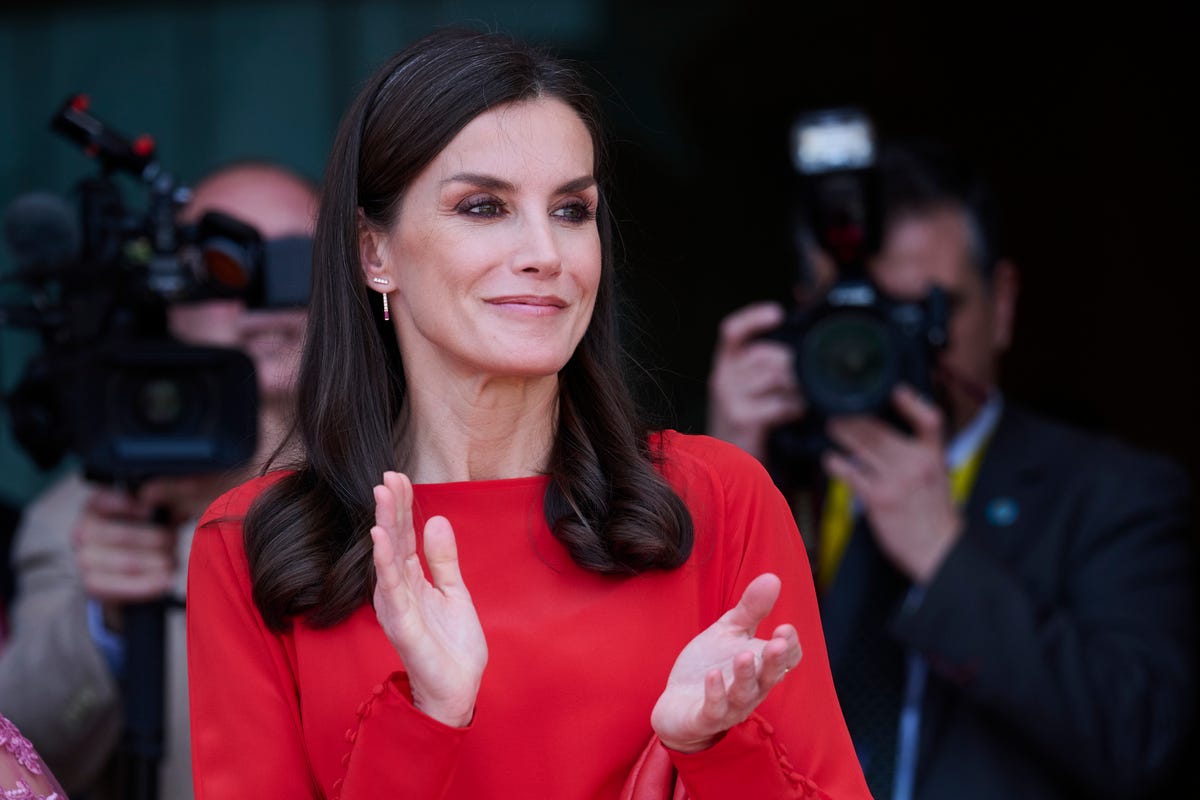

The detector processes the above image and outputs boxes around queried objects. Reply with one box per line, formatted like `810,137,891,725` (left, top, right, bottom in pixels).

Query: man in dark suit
706,139,1197,799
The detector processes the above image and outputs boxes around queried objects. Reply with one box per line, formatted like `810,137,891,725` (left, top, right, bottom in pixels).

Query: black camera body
1,95,307,484
765,278,948,419
762,107,949,468
7,337,259,485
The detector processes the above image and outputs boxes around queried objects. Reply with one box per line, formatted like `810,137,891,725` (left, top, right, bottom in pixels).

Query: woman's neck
398,375,559,484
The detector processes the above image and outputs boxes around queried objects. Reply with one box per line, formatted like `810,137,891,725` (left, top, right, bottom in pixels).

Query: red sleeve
187,481,469,798
670,714,837,799
658,434,872,799
336,672,470,799
187,485,320,798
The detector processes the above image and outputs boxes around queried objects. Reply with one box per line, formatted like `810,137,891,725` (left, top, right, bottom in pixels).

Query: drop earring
371,276,391,321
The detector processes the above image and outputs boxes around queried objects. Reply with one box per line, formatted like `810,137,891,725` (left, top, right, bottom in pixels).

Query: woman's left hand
650,572,801,752
371,471,488,728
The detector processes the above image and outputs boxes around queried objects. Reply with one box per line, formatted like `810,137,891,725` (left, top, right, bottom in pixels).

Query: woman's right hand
371,471,488,727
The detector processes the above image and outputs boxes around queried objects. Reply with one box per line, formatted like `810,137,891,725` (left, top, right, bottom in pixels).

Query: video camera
762,107,949,467
0,95,311,484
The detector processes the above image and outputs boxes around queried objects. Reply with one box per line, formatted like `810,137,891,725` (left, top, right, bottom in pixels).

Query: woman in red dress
187,24,871,800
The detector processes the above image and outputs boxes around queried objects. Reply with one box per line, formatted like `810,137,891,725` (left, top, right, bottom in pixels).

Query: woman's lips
486,295,568,315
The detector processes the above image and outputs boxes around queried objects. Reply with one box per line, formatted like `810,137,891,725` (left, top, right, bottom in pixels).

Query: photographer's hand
72,486,180,621
823,385,962,583
707,301,806,462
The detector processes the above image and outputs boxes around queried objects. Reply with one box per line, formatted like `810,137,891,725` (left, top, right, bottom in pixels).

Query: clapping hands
371,472,800,749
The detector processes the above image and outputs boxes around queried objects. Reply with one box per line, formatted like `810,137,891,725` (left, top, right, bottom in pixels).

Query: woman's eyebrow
442,173,596,194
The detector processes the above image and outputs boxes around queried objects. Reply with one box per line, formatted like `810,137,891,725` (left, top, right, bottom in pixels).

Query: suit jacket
820,405,1198,800
0,471,194,800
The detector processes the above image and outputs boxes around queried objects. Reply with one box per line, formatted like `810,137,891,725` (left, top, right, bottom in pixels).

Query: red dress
187,431,870,799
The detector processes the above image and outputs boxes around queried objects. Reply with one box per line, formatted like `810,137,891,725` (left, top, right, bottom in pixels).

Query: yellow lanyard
815,442,989,592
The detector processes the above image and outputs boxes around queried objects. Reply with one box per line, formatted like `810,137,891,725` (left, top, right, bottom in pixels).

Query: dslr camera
762,107,949,467
1,95,310,484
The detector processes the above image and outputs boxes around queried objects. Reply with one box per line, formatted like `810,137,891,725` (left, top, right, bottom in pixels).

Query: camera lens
69,343,259,479
112,368,205,435
135,377,188,428
799,311,897,415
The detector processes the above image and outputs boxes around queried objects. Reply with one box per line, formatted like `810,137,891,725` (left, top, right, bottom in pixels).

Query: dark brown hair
244,25,694,629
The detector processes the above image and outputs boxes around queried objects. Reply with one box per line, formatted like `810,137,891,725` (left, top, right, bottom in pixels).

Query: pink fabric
0,713,68,799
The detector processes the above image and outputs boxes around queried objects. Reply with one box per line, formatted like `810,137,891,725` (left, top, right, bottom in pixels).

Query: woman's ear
358,211,390,285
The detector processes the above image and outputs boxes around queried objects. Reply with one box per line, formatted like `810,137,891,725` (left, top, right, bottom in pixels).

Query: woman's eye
553,201,596,224
459,196,505,217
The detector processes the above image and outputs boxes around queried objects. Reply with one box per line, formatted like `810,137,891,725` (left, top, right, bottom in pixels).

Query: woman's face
362,97,601,384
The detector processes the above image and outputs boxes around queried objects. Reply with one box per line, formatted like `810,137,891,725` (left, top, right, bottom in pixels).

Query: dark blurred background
2,0,1196,513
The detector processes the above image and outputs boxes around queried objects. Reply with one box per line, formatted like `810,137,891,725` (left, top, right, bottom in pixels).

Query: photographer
0,160,317,799
707,139,1197,799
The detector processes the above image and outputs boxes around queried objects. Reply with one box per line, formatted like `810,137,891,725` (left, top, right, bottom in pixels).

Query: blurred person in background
0,160,317,799
707,137,1197,799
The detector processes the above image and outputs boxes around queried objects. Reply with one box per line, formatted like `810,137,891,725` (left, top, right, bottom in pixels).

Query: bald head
181,162,317,238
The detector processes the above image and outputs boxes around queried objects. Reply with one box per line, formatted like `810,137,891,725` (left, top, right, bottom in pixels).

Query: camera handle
118,598,167,800
102,495,174,800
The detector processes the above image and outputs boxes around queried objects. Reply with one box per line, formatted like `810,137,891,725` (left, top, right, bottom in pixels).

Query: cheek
571,238,603,297
579,264,601,306
945,308,991,366
394,230,486,298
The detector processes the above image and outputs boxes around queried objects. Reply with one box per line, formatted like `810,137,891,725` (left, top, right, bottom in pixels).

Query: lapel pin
985,497,1019,527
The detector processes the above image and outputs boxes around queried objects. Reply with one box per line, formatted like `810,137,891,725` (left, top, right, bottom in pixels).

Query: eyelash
457,196,597,224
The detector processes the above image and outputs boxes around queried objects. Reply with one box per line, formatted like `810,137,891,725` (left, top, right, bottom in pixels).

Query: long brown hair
244,25,694,630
